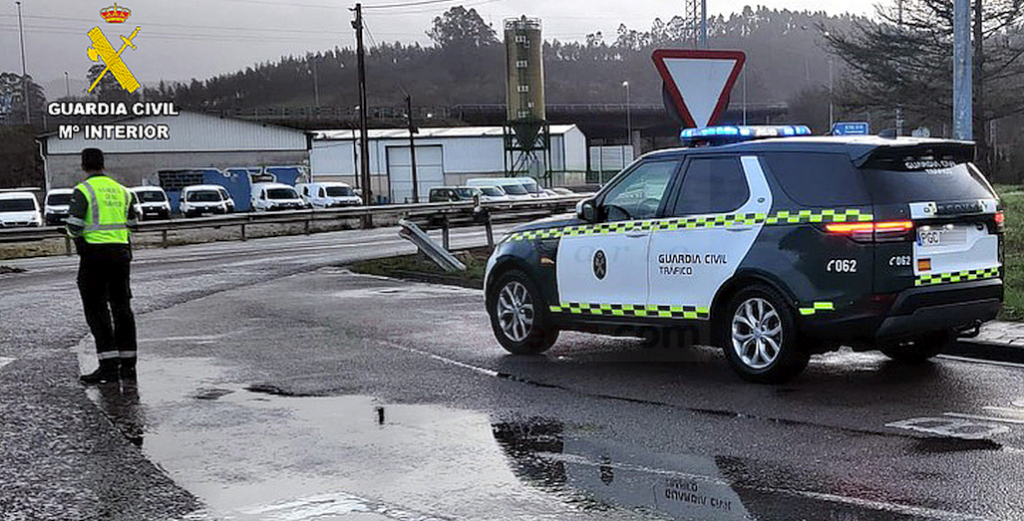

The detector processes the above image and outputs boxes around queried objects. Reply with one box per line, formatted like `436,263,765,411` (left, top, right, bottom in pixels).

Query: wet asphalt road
53,259,1024,521
0,225,508,521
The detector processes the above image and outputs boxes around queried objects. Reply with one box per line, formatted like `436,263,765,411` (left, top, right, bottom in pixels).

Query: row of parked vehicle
0,181,365,228
1,177,569,228
428,177,575,203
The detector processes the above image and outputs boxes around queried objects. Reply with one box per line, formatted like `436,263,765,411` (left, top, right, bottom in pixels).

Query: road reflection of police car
484,125,1004,383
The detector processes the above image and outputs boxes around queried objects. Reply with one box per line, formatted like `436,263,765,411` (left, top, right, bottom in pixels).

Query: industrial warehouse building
311,125,588,203
40,110,310,192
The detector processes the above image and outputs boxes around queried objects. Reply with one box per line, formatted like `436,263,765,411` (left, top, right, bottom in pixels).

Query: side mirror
576,198,597,223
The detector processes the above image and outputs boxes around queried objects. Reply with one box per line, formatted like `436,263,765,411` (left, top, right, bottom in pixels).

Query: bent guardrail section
397,220,467,272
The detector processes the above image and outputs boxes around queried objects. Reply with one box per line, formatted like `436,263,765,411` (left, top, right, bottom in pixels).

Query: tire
489,269,559,355
718,285,809,383
879,331,951,363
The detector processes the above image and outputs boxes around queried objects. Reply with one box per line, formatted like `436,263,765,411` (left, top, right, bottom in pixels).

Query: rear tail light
995,211,1005,233
825,220,914,242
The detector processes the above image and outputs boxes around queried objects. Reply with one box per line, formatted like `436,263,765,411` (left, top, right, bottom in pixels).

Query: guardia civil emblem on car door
593,250,607,280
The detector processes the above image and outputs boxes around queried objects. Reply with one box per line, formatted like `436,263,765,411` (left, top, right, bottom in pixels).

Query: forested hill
106,6,867,112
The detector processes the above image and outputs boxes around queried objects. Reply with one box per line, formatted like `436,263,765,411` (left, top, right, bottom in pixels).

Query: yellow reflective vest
70,175,133,244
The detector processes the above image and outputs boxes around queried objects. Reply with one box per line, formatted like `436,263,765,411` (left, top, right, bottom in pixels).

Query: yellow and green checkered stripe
916,267,1000,287
799,301,835,316
549,302,711,320
508,208,873,241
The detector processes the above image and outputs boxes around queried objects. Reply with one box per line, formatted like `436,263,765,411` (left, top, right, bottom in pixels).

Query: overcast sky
1,0,876,94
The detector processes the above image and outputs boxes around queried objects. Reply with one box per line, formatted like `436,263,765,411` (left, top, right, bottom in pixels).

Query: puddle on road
78,349,978,521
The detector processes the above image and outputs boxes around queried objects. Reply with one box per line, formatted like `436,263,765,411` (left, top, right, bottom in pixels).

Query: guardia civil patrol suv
484,126,1004,383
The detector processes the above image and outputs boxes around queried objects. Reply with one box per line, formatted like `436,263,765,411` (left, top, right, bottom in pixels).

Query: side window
260,190,266,200
319,188,326,198
762,152,870,207
671,157,749,216
601,160,679,221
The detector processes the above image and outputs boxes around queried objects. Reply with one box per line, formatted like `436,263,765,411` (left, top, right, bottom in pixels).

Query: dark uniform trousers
76,245,137,371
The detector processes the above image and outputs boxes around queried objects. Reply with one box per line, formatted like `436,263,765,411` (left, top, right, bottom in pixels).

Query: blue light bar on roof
680,125,812,146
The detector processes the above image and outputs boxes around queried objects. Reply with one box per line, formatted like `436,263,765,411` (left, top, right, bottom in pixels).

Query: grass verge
997,185,1023,321
348,247,492,289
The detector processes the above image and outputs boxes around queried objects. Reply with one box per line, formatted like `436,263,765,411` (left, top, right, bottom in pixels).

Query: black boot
80,360,119,385
119,363,136,381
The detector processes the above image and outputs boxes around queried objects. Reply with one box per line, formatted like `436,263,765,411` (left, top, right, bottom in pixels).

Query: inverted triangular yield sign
652,49,746,129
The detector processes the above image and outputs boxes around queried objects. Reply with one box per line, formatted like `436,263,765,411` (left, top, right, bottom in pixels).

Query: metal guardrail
0,196,584,255
398,220,467,272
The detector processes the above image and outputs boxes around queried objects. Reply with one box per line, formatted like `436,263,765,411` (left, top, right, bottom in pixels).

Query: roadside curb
946,339,1024,365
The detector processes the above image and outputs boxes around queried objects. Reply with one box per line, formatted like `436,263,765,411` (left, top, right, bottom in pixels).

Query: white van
131,186,171,221
296,182,362,208
44,188,74,225
251,182,304,212
0,192,42,227
180,185,232,218
465,178,533,201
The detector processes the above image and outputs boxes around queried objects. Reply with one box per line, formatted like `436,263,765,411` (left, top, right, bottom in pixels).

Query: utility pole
16,1,30,125
406,95,419,203
895,0,904,137
351,3,373,222
953,0,972,140
64,71,70,98
622,81,632,160
699,0,708,48
312,57,320,107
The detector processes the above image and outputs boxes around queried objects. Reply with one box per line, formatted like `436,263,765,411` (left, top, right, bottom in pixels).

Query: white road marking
240,491,448,521
944,412,1024,426
0,357,14,370
886,417,1010,439
937,354,1024,370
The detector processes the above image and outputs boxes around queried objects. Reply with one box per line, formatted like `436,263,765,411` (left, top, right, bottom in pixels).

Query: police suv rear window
671,156,748,216
860,158,995,205
762,152,871,207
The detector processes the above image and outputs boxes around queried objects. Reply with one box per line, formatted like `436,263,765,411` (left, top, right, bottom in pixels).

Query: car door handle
625,229,649,238
726,226,753,232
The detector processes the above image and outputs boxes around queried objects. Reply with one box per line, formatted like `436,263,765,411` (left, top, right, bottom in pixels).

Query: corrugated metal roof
313,124,579,141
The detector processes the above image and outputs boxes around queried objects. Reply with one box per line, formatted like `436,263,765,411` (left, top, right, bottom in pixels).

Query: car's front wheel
719,285,809,383
489,270,559,355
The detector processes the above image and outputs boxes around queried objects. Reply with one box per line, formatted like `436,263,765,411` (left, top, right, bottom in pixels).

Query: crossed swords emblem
87,26,141,93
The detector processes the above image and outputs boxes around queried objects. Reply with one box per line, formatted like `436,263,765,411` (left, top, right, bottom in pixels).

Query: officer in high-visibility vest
66,148,140,385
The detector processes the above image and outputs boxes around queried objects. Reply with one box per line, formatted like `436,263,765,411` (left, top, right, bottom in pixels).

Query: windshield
46,193,72,205
456,188,478,198
500,183,528,195
187,191,221,202
519,181,541,194
326,186,354,197
0,199,36,212
136,190,167,203
480,187,504,196
268,188,298,200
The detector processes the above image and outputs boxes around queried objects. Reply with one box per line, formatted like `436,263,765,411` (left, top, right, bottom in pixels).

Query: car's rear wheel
879,331,951,363
719,285,809,383
489,270,559,355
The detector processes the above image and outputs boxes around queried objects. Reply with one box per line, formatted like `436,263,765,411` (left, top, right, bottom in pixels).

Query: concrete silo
503,16,551,184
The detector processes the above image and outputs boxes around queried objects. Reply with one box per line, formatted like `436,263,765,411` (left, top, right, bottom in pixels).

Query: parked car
473,185,512,203
484,127,1004,383
43,188,74,225
217,186,235,213
131,186,171,221
465,178,533,200
296,182,362,208
513,177,547,198
251,182,304,212
0,192,42,227
180,185,232,217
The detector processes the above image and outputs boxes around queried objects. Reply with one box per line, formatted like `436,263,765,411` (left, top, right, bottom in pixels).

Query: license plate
917,227,967,246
